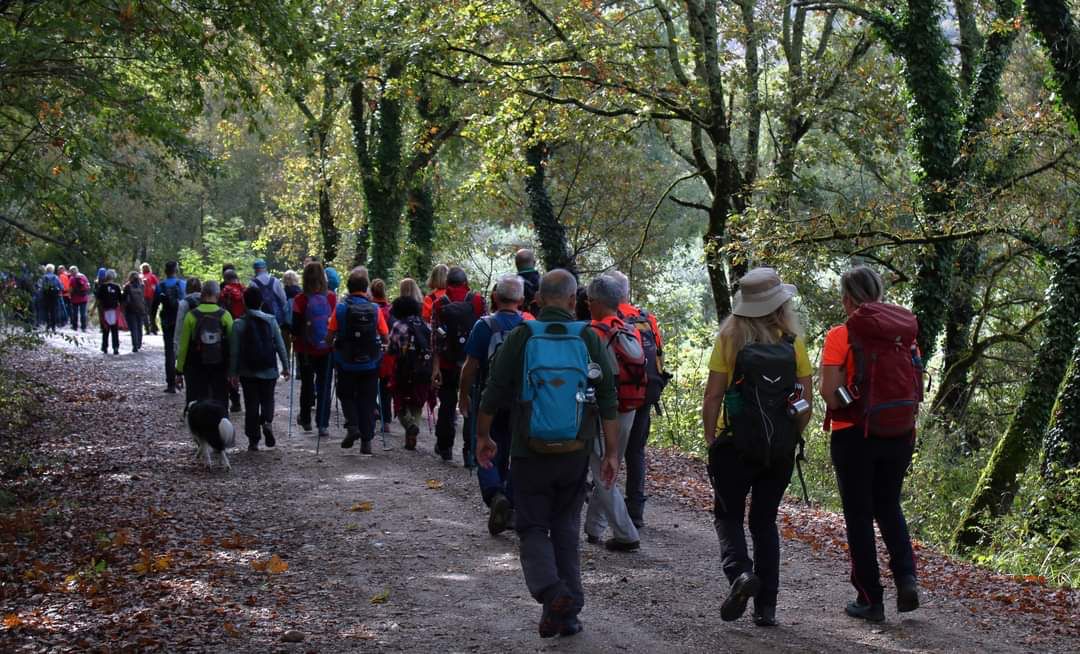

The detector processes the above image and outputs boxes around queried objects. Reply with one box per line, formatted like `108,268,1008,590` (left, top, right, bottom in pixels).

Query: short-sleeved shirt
464,310,527,373
327,294,389,336
292,291,337,355
707,332,813,430
820,324,856,430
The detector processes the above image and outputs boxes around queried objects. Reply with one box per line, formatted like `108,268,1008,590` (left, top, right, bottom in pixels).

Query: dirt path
1,331,1076,653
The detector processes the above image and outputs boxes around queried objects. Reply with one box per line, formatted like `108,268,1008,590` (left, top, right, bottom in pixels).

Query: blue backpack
253,277,288,327
521,321,592,453
304,292,332,349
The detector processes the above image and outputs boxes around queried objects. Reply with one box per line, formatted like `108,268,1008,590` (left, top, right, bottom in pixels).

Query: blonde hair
282,270,299,286
398,278,423,304
427,264,448,292
717,300,803,354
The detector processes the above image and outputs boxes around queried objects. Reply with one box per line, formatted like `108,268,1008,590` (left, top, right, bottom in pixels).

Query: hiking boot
538,594,575,638
721,572,761,622
163,386,176,394
230,400,241,413
262,424,275,448
558,616,583,637
585,534,601,545
360,440,372,455
845,600,885,623
753,605,778,627
405,425,418,450
318,428,329,439
604,538,641,553
297,416,312,432
896,576,920,613
341,432,357,449
488,493,512,536
435,444,452,461
247,442,259,451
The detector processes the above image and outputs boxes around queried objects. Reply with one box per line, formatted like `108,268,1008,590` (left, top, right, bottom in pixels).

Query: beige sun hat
731,267,798,318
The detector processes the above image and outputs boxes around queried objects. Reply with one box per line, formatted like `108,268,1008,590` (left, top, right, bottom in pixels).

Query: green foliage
178,217,260,282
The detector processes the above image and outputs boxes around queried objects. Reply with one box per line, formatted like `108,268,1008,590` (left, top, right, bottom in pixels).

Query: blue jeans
477,408,513,506
70,302,88,330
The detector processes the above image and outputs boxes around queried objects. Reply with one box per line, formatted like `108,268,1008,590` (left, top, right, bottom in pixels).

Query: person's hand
476,434,497,469
175,373,184,389
457,394,470,418
601,452,619,488
281,368,290,380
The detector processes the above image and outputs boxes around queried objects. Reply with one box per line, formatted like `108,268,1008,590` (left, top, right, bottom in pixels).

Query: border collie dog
187,400,236,471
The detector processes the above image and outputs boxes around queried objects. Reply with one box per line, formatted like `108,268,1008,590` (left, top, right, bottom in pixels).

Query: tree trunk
953,241,1080,549
315,129,339,263
406,183,435,282
524,141,576,275
1025,0,1080,127
1035,337,1080,548
934,240,982,434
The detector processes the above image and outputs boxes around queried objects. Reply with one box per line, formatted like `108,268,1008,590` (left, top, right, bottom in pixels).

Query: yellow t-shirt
708,333,813,430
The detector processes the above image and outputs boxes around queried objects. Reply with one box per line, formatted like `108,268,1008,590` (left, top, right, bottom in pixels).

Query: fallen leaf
349,501,374,512
426,479,444,490
3,613,22,629
223,622,239,637
266,554,288,574
153,554,172,572
370,588,390,605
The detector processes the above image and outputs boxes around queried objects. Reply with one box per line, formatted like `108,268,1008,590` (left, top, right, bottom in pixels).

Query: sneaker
753,605,778,627
558,616,583,637
405,425,419,450
488,493,512,536
341,432,357,449
845,600,885,623
247,442,259,451
604,538,641,553
360,440,372,455
435,444,452,461
585,534,601,545
896,576,919,613
538,594,575,638
721,572,761,622
262,424,275,448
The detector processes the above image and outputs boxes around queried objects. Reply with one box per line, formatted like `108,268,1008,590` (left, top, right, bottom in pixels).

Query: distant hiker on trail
40,264,63,334
68,266,90,332
819,265,922,623
176,281,233,407
152,261,187,393
328,268,388,454
57,265,71,328
219,268,246,320
458,274,529,535
121,272,146,353
476,269,620,639
249,258,289,329
515,248,540,316
291,260,337,438
229,287,289,451
174,278,202,403
388,278,430,451
282,270,301,302
371,278,394,433
431,266,486,465
421,264,448,323
95,270,123,355
141,263,158,335
583,275,643,552
701,267,813,628
325,266,341,297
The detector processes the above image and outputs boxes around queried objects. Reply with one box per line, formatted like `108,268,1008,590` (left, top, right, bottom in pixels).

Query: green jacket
176,303,234,373
479,306,618,458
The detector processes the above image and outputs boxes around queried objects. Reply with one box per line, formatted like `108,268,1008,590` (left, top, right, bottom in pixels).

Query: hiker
68,266,90,331
174,278,202,403
431,266,487,464
176,281,234,407
388,278,431,451
229,287,289,451
292,260,337,438
819,265,921,623
421,264,448,322
325,266,341,297
220,269,246,319
515,248,541,315
121,272,146,353
700,267,813,628
371,279,394,432
250,258,289,328
152,261,187,393
610,270,668,528
141,263,159,335
282,270,301,301
57,265,71,328
40,264,63,334
476,269,619,638
583,275,645,552
95,270,123,355
459,274,529,535
328,268,389,453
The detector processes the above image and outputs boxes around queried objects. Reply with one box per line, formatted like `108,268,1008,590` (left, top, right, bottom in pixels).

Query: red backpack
592,321,648,412
830,302,923,437
220,283,245,319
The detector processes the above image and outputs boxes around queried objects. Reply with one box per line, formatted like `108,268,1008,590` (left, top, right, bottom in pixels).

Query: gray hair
105,269,117,282
607,270,630,302
45,264,55,274
69,266,79,275
841,265,884,306
282,270,299,286
515,248,536,270
201,280,220,299
494,274,524,303
587,275,623,311
539,269,577,303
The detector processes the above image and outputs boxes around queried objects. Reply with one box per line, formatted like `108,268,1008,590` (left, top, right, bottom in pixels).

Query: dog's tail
217,417,236,451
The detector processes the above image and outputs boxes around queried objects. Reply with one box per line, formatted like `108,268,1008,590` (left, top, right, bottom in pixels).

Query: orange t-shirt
422,289,446,323
821,324,858,430
328,294,389,337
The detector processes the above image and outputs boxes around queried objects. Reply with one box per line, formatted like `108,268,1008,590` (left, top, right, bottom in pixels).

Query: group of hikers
27,249,923,639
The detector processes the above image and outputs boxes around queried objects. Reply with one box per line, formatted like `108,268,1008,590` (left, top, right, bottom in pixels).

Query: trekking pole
287,351,296,440
795,438,810,505
378,382,391,451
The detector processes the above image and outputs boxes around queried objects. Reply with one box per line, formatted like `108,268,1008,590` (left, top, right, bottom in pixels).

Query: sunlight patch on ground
432,572,472,582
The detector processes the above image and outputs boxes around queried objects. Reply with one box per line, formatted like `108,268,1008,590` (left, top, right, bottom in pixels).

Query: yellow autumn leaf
348,501,374,512
223,622,239,637
251,559,267,572
266,554,288,574
426,479,444,490
153,554,172,572
370,588,390,605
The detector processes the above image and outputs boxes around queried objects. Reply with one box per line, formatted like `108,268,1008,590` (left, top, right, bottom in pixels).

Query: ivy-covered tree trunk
1025,0,1080,126
406,183,435,282
525,141,576,275
934,241,983,432
953,241,1080,549
1036,337,1080,548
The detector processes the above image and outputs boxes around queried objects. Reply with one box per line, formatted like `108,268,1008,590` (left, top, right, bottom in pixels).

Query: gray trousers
512,452,589,614
585,411,640,543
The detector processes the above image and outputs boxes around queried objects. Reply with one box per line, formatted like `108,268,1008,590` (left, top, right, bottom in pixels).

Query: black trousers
337,368,379,442
100,322,119,353
186,363,229,407
709,441,794,610
831,427,917,605
163,321,177,390
624,405,652,520
298,353,332,429
240,377,276,445
435,366,462,453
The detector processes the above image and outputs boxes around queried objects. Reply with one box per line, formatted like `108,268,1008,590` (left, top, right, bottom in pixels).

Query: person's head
493,274,524,309
399,278,423,304
141,262,152,275
186,277,201,294
538,269,577,313
347,268,370,294
371,278,387,302
243,287,262,311
447,266,468,288
105,269,117,282
128,271,140,286
96,267,106,281
325,266,341,293
302,261,326,295
45,264,55,274
253,258,267,274
164,260,178,277
607,270,630,303
201,280,220,303
840,265,884,315
57,265,67,274
282,270,299,287
221,263,236,278
69,266,79,276
427,264,448,291
223,268,239,285
515,248,536,272
587,275,623,319
719,267,801,351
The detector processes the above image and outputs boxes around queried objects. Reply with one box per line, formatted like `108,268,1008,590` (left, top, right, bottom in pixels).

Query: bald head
515,248,536,271
538,269,577,313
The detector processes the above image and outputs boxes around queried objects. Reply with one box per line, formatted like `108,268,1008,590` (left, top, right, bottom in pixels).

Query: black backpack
726,338,799,467
243,316,277,371
337,299,381,368
434,292,479,365
396,317,433,385
162,281,182,323
194,308,226,366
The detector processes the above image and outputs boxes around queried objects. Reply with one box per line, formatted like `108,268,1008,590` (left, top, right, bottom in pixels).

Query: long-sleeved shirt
479,306,617,458
228,309,288,379
176,303,234,373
